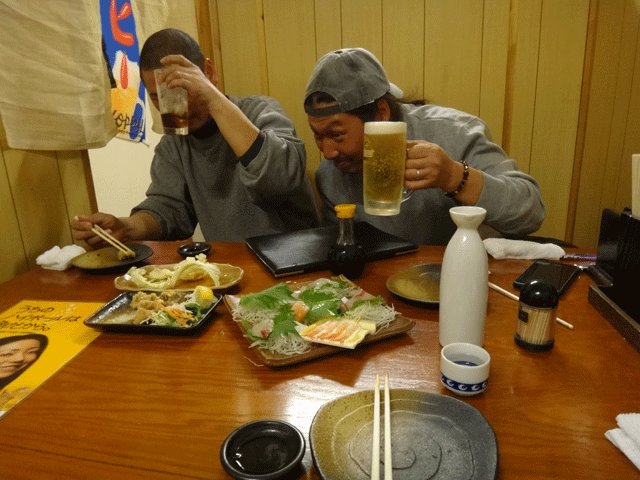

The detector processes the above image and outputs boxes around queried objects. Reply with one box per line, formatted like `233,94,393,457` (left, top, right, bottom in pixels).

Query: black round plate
71,244,153,274
177,242,211,258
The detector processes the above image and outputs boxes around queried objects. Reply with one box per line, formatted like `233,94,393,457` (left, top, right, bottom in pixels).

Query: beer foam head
304,48,403,117
364,121,407,135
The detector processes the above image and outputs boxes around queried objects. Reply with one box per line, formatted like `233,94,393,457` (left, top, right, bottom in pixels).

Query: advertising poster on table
0,301,103,417
101,0,146,142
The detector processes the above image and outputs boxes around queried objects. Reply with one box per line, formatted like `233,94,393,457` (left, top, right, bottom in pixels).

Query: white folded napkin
483,238,565,260
606,413,640,470
36,244,86,271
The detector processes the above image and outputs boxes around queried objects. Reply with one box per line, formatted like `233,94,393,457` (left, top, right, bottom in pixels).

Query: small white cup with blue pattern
440,342,490,396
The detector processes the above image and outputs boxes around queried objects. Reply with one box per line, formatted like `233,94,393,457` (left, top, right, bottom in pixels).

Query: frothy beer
363,122,407,215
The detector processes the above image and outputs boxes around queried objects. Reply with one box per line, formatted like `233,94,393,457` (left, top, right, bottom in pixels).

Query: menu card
0,300,102,417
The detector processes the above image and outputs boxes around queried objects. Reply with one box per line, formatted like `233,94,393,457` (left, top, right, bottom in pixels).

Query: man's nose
321,140,339,159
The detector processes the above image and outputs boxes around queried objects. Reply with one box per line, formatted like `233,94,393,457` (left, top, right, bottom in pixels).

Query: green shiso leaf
239,283,293,309
299,289,341,323
269,304,299,338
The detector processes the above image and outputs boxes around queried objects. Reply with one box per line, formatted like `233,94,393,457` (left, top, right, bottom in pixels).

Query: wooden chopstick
372,374,393,480
371,374,380,480
488,281,574,330
91,225,135,257
383,374,392,480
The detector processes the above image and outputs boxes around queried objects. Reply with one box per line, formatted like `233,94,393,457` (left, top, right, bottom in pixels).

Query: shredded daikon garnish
253,332,311,355
340,302,397,329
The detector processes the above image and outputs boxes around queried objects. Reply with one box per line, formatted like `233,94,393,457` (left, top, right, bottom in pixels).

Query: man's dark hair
304,91,427,123
139,28,205,71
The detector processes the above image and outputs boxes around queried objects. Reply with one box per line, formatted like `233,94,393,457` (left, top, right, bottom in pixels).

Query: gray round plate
386,263,441,306
310,389,498,480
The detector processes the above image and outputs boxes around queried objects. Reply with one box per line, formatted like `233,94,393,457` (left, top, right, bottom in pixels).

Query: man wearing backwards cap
304,48,545,245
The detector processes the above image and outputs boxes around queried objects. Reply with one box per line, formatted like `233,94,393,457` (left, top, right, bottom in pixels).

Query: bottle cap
520,280,559,308
334,204,356,219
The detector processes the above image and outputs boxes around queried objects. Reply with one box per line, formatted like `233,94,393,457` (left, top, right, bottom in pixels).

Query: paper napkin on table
36,244,86,271
605,413,640,470
483,238,565,260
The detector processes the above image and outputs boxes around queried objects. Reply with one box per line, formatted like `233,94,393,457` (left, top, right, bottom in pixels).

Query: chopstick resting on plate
488,281,573,330
371,374,393,480
384,374,392,480
91,225,136,260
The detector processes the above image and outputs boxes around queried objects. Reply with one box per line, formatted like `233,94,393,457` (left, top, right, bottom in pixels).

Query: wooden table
0,242,639,480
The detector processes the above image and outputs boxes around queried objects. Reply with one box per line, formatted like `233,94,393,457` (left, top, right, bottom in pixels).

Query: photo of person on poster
0,334,48,391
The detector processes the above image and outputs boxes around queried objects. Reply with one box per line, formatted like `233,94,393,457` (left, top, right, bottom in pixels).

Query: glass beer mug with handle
363,121,412,215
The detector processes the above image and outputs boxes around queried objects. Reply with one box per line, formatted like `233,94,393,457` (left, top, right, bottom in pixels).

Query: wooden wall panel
0,121,28,283
423,0,483,116
4,149,73,269
480,0,510,146
262,0,319,177
194,0,219,90
382,0,425,103
216,0,263,96
504,0,543,173
0,145,94,280
572,0,622,246
611,0,640,212
621,8,640,209
341,0,382,57
529,0,589,240
313,0,342,59
573,0,638,247
57,150,97,222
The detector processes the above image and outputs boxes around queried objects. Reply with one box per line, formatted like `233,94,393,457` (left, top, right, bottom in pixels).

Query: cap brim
389,83,403,98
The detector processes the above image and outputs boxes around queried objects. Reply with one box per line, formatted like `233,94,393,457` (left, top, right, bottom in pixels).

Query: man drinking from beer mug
73,29,319,246
304,48,544,245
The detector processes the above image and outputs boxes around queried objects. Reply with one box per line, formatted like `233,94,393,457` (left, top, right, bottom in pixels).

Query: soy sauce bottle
328,204,365,279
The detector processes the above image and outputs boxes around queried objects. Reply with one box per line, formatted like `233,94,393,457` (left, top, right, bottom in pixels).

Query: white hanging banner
0,1,117,150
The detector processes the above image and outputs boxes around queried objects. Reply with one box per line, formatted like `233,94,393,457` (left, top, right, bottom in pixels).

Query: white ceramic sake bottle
439,206,488,346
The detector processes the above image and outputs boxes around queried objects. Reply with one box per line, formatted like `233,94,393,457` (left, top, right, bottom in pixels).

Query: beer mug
363,121,412,215
154,68,189,135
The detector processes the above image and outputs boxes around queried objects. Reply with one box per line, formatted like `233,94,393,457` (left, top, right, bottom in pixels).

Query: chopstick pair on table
371,373,392,480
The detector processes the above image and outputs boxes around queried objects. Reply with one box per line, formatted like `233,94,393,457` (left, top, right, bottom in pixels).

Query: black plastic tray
84,290,222,335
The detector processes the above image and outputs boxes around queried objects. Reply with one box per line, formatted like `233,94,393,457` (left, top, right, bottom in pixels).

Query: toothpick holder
515,280,559,351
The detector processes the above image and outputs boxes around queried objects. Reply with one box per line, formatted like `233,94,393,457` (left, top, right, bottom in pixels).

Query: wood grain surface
0,241,638,480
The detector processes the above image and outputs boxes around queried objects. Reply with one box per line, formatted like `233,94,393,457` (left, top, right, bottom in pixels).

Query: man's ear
374,99,391,121
204,58,219,87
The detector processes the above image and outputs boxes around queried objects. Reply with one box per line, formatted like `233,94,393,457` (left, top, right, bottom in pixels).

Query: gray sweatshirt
132,95,319,241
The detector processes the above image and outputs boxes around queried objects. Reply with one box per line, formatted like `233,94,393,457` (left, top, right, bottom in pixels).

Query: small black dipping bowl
177,242,211,258
220,420,305,480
